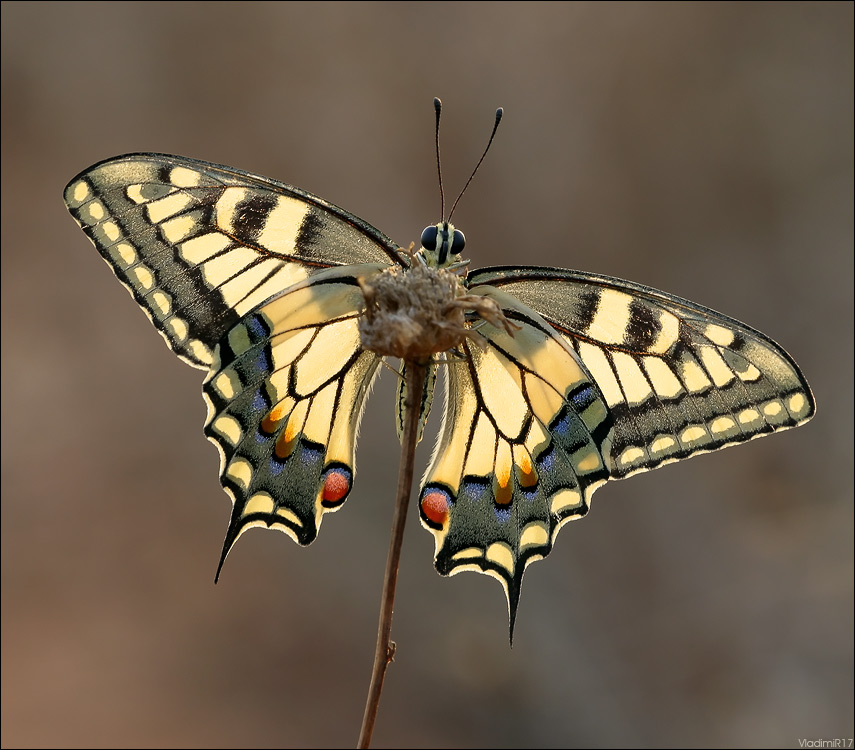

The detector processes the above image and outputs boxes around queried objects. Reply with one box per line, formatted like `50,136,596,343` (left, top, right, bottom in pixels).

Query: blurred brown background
2,2,852,748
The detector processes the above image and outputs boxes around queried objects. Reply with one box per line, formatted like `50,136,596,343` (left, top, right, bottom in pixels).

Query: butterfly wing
419,268,814,631
64,153,402,368
470,266,815,475
204,266,386,569
64,154,402,564
418,287,613,630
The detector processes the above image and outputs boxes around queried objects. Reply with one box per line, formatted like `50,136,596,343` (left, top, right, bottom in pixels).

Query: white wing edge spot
150,290,172,317
164,317,189,343
618,446,646,468
244,492,275,515
680,425,710,446
102,221,121,242
737,407,760,426
226,457,253,490
72,180,91,203
710,416,737,435
186,339,212,363
519,521,549,552
211,415,243,446
550,487,583,515
763,400,783,417
650,435,677,455
85,200,105,222
108,242,137,267
787,393,809,419
128,265,155,292
211,369,241,400
485,542,515,574
450,547,484,561
275,506,303,527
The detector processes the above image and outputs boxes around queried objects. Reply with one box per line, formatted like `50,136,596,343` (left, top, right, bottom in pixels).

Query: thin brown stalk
357,360,428,749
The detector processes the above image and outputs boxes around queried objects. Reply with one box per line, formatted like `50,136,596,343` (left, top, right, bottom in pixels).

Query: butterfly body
64,152,814,628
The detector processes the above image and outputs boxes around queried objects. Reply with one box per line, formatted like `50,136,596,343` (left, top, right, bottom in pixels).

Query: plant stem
357,360,427,749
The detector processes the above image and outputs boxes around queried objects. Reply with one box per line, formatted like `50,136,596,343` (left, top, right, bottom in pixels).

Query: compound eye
421,225,438,251
451,229,466,255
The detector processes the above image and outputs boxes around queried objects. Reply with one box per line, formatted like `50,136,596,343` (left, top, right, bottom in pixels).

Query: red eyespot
421,490,451,528
321,469,351,505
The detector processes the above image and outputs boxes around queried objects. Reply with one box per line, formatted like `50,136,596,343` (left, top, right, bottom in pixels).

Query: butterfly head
419,221,466,268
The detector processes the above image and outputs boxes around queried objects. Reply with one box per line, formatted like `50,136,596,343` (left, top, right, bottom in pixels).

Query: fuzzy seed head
359,264,470,361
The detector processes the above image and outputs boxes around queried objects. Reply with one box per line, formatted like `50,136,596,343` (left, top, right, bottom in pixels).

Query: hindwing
203,267,386,569
418,287,613,627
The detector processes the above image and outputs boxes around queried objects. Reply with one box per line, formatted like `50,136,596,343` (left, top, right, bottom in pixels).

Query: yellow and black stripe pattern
419,288,614,627
471,267,814,477
64,154,401,368
418,269,813,630
202,267,386,571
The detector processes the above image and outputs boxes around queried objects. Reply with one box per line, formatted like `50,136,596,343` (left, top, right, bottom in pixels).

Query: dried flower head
358,262,514,362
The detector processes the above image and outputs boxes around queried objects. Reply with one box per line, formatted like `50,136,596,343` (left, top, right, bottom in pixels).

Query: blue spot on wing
321,465,351,484
537,444,555,473
570,385,597,411
421,484,455,507
301,443,324,466
252,389,268,412
255,347,272,374
246,315,268,340
461,477,490,503
494,506,512,523
551,406,574,436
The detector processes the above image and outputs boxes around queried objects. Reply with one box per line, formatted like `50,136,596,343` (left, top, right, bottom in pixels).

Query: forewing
470,267,815,478
64,153,401,368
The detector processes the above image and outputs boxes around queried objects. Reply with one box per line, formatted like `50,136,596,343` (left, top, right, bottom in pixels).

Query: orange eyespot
262,404,287,434
494,480,513,506
275,431,297,459
516,453,538,489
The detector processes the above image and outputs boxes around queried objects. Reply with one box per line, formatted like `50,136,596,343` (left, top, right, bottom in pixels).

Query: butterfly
64,133,815,634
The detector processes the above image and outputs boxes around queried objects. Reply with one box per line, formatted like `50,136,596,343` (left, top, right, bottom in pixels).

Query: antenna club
495,107,504,123
434,97,442,112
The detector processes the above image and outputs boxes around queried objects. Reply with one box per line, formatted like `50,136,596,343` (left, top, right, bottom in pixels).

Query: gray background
2,2,852,748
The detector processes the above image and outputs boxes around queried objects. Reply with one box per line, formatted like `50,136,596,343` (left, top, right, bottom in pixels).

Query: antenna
434,97,445,219
448,106,503,221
